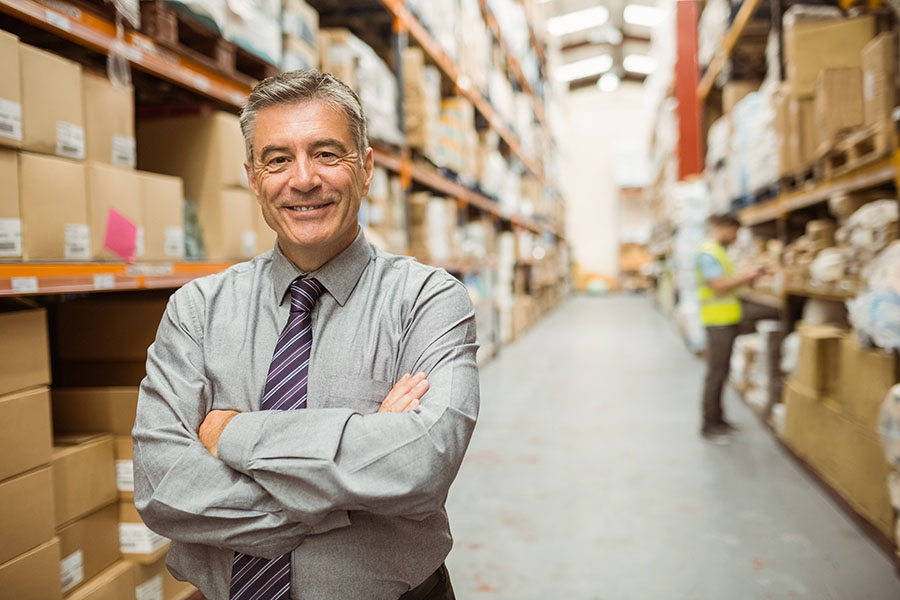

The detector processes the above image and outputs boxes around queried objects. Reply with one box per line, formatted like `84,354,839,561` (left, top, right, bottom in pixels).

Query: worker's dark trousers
701,302,781,430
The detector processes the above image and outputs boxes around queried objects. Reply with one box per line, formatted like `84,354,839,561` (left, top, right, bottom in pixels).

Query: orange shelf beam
697,0,764,101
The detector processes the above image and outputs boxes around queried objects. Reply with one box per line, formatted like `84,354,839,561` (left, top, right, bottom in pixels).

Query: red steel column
674,0,703,180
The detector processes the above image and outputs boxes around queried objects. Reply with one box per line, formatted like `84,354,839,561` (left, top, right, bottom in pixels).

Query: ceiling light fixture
623,54,657,75
547,6,609,37
623,4,663,27
554,54,614,82
598,72,620,92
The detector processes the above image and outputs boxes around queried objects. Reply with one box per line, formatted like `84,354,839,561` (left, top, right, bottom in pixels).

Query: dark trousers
398,564,455,600
701,302,780,430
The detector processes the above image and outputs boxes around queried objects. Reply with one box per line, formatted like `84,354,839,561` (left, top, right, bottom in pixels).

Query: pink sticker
104,208,137,262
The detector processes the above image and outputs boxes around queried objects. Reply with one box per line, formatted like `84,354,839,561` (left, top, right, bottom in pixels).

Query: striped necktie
229,277,325,600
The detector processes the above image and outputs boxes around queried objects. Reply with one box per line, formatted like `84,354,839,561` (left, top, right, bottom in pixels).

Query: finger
385,373,424,405
395,380,429,411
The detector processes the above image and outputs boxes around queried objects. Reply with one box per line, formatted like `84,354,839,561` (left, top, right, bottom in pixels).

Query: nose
288,154,321,193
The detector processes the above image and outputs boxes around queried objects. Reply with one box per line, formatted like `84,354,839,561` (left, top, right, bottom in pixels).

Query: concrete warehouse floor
445,295,900,600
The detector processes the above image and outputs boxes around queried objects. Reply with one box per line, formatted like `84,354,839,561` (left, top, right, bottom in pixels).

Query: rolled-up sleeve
133,286,312,558
216,275,480,524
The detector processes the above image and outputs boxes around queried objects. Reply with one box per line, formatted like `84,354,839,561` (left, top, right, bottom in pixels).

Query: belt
397,565,444,600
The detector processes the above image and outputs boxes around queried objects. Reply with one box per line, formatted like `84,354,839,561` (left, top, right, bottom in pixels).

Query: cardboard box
51,434,116,528
200,188,257,261
837,335,898,429
136,111,247,195
19,152,90,260
0,538,62,600
52,387,139,436
65,560,136,600
784,15,874,97
773,87,794,176
0,30,22,148
789,96,816,170
790,324,844,396
0,307,50,397
282,0,318,49
20,44,85,159
862,33,896,129
57,503,120,594
54,297,168,362
814,68,864,156
86,162,143,261
723,80,761,114
0,387,52,482
113,436,133,501
0,146,21,257
282,34,319,71
83,73,135,168
0,466,55,565
133,554,197,600
318,28,359,90
119,500,169,561
781,380,821,461
138,171,184,261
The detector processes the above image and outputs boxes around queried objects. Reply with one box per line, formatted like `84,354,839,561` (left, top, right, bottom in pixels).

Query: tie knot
289,278,324,313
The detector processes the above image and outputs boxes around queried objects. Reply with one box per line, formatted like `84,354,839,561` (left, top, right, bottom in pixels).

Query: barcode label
0,99,23,141
119,522,169,555
46,10,71,31
135,225,145,258
11,277,38,293
112,134,136,167
116,459,134,492
56,121,85,159
60,550,84,593
65,224,91,259
135,575,163,600
93,274,115,289
164,226,184,257
0,218,22,257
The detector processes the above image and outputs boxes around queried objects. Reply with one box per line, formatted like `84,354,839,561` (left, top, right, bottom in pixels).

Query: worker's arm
132,288,331,559
699,252,763,296
214,273,480,524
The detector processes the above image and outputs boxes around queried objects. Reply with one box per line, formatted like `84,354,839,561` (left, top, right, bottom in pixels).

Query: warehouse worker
133,70,478,600
697,213,766,441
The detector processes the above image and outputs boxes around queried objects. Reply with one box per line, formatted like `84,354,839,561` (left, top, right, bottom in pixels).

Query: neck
280,226,358,272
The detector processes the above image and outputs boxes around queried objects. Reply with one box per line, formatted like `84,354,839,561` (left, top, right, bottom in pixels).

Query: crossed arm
133,277,479,557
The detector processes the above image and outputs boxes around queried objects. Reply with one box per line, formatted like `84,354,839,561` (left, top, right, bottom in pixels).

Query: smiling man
132,71,479,600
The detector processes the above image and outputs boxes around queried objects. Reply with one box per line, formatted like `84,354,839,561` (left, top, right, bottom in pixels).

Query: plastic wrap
848,242,900,349
781,332,800,374
809,247,847,283
878,384,900,470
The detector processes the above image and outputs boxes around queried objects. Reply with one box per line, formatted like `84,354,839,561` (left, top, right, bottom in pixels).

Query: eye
271,156,290,165
318,151,337,159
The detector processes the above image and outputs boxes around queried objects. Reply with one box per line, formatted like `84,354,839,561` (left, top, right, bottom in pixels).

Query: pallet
816,125,894,181
140,0,278,85
777,166,816,195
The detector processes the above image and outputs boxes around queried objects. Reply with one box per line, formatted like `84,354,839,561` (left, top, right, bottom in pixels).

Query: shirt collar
271,228,374,307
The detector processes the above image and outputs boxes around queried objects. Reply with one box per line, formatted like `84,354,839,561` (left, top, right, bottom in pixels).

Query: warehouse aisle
445,295,900,600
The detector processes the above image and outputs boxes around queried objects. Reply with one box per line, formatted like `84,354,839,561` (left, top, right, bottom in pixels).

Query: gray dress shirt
133,230,480,600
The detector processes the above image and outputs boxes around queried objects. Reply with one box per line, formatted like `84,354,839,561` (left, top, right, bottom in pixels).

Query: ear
361,147,375,196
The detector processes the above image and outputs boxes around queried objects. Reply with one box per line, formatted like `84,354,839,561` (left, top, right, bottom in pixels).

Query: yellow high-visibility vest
696,239,742,326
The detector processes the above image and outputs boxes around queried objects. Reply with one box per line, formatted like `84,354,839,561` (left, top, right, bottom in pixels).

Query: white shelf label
241,230,257,258
93,274,115,290
46,10,71,31
60,550,84,593
192,75,211,92
164,226,184,257
11,277,38,294
65,224,91,260
56,121,85,159
0,99,22,141
119,523,169,555
126,264,174,277
0,218,22,257
136,575,164,600
135,225,146,259
116,459,134,492
112,134,136,167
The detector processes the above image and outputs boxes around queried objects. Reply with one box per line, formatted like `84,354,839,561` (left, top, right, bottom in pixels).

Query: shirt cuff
217,411,269,474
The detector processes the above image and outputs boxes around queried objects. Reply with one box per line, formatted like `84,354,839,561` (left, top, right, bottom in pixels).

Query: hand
199,409,240,458
378,372,429,413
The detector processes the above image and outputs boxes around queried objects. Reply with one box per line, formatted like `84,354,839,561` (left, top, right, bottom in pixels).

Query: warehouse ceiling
541,0,656,91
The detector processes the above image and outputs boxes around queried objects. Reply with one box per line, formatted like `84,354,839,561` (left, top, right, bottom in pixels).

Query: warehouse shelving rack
696,0,764,101
0,0,566,296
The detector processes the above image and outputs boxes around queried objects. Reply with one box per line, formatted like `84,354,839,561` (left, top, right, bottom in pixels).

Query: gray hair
239,70,368,164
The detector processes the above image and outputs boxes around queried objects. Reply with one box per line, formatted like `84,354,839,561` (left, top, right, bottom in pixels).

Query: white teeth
289,204,326,212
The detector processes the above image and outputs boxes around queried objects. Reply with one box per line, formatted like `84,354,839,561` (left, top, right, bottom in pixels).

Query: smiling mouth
285,202,333,213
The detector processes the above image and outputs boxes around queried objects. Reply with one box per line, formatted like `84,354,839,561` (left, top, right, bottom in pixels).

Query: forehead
252,99,354,147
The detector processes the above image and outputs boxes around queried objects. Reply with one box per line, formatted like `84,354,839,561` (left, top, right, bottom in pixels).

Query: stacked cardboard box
281,0,318,72
862,33,896,129
225,0,282,66
781,326,898,537
0,307,60,600
362,166,407,256
408,193,459,264
137,111,257,261
435,97,477,182
402,47,442,159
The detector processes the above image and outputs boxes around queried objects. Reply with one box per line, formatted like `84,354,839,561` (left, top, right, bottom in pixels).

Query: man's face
717,225,739,247
246,100,373,260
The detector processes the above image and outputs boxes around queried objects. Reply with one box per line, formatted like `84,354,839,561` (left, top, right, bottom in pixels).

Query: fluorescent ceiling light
547,6,609,36
624,4,662,27
598,72,620,92
623,54,656,74
554,54,613,82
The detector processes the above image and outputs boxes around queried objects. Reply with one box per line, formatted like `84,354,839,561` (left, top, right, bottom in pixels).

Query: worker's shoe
700,429,732,445
713,420,740,433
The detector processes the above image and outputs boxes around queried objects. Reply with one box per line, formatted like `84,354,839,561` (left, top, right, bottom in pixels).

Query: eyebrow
258,145,291,162
309,138,350,154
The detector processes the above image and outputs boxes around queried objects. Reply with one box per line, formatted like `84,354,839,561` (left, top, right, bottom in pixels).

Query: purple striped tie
230,277,325,600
